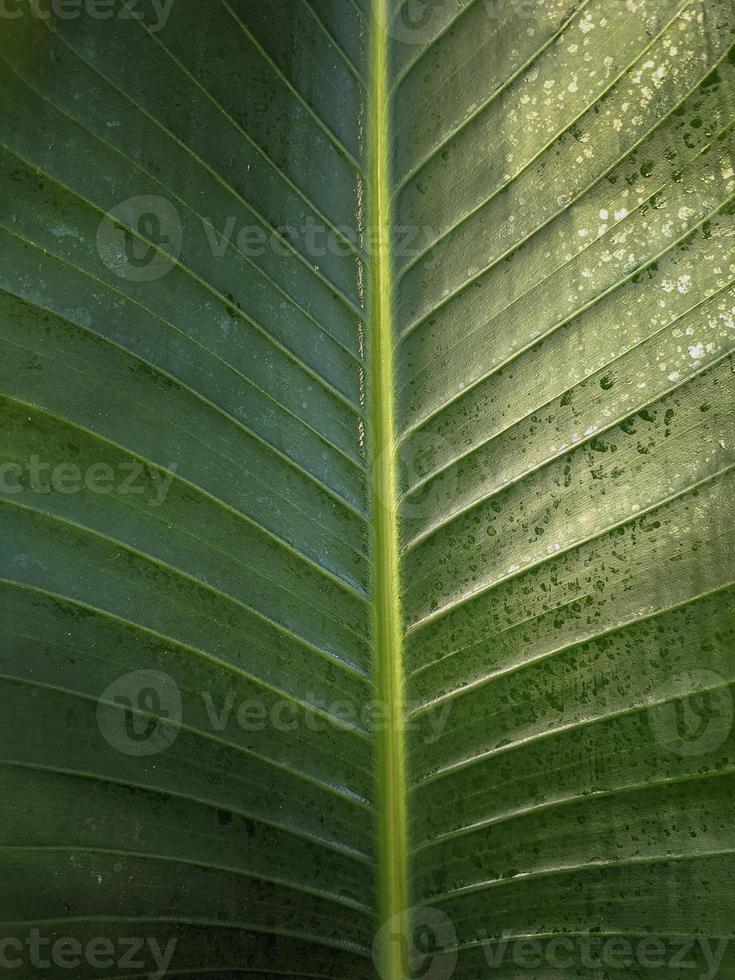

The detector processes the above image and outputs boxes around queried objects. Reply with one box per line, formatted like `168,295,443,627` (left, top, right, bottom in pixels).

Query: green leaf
0,1,733,979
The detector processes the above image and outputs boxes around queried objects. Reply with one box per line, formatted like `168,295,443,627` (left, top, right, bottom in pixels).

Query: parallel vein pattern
392,0,735,975
0,2,375,978
1,2,734,978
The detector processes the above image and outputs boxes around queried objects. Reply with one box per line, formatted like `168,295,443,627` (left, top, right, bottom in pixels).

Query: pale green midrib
368,2,409,979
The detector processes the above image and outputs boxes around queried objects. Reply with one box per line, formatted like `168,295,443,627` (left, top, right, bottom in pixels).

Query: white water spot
688,343,704,360
51,224,82,241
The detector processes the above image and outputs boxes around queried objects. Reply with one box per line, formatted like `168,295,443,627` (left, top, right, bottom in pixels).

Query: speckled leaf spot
0,1,733,979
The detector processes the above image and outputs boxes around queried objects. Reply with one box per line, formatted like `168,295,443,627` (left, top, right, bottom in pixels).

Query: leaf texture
0,0,733,978
0,2,375,977
392,0,735,975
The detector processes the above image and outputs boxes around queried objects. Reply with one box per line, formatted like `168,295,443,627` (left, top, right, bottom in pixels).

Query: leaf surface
0,1,733,978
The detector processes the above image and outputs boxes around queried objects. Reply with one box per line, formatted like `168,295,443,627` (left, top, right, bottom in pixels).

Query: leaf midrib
368,4,409,978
